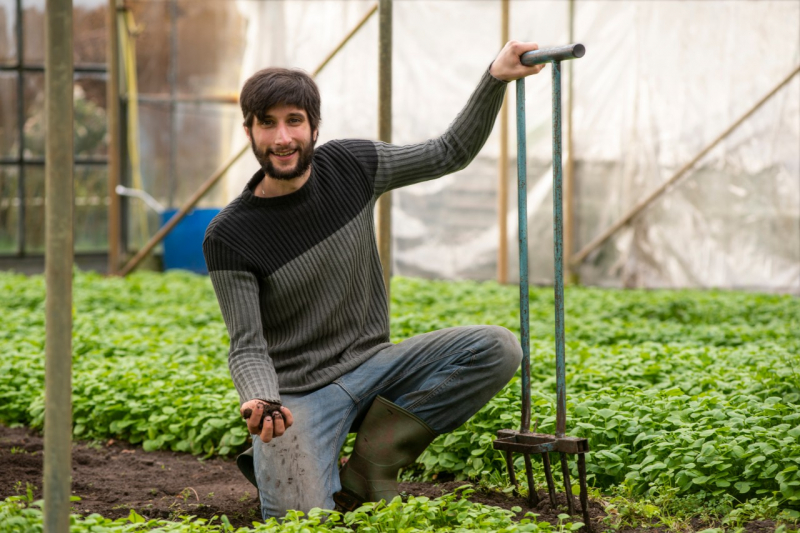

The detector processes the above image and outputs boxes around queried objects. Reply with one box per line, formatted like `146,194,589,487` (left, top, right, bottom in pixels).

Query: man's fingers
511,40,539,55
259,415,274,443
246,403,264,435
271,411,286,437
280,406,294,428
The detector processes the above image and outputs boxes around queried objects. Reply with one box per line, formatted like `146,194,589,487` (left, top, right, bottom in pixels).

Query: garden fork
492,43,592,532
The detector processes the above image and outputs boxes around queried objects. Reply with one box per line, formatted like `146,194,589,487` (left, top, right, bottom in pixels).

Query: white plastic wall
226,0,800,294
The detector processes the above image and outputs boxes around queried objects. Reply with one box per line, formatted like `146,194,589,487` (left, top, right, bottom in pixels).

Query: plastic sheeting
226,0,800,294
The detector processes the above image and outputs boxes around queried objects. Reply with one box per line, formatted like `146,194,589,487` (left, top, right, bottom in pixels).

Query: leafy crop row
0,489,582,533
0,271,798,511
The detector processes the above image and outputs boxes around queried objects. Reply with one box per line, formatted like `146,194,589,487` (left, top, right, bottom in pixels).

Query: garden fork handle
521,43,585,66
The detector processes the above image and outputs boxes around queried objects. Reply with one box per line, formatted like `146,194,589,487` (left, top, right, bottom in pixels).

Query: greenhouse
0,1,798,532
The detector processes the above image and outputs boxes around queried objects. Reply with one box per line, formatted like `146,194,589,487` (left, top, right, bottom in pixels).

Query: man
203,41,545,520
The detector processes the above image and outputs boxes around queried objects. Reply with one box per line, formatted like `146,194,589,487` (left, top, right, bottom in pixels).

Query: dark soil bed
0,424,778,531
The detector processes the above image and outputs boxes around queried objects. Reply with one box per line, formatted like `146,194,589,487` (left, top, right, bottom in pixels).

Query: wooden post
377,0,392,301
497,0,509,284
44,0,73,530
107,0,121,273
564,0,576,283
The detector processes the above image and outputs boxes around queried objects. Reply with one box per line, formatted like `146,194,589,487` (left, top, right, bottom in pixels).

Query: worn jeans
252,325,522,519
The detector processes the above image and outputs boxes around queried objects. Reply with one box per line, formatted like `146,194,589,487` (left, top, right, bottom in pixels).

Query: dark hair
240,67,321,132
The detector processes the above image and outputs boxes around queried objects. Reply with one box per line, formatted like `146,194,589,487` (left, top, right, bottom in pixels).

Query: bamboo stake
117,3,379,276
107,0,121,273
497,0,509,284
570,64,800,267
564,0,576,282
376,0,392,300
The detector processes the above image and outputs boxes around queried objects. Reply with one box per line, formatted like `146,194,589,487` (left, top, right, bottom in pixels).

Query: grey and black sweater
203,70,507,405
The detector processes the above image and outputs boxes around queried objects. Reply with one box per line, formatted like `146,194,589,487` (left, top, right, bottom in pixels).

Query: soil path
0,425,777,532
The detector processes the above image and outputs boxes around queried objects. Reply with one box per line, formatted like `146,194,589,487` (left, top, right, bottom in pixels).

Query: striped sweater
203,70,507,405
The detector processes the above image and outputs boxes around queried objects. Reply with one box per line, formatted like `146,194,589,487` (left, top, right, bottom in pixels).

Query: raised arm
372,41,545,196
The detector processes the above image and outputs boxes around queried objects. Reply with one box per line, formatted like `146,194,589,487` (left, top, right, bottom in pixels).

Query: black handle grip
520,43,585,66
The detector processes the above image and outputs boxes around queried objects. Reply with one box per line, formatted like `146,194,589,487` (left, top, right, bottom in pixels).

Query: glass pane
74,0,107,66
0,0,18,66
22,71,43,158
75,74,107,157
75,165,107,252
137,101,171,204
0,72,18,158
23,163,43,253
22,1,43,66
0,165,19,253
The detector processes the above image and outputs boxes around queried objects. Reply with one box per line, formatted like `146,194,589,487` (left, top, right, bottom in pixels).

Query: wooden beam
497,0,509,284
570,64,800,267
107,0,121,273
564,0,576,283
377,0,392,300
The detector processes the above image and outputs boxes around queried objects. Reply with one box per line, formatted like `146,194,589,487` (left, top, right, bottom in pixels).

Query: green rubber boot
334,396,437,511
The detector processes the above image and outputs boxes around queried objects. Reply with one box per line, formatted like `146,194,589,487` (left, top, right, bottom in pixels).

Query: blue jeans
252,325,522,519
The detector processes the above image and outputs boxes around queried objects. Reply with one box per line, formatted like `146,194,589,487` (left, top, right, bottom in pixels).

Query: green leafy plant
1,271,798,522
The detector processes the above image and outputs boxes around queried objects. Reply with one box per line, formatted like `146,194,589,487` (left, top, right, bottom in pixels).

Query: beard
251,137,316,181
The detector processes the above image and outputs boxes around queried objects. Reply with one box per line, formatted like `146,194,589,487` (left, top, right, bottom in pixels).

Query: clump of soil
0,425,781,532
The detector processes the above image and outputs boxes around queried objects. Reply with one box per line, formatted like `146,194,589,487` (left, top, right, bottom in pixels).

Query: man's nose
275,123,291,144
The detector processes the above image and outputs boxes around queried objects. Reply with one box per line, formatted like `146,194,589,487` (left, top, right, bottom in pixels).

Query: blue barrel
161,208,220,274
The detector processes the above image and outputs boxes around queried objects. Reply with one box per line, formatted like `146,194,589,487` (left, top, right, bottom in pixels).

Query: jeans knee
481,325,522,380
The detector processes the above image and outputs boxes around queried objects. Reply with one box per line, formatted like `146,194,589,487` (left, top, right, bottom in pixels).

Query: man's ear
312,129,318,142
243,125,252,142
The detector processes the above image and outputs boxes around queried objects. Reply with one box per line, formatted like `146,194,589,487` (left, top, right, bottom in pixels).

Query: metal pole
116,6,376,276
44,0,73,530
564,0,576,283
377,0,392,301
497,0,509,284
570,63,800,267
551,60,567,438
516,78,531,433
108,0,121,273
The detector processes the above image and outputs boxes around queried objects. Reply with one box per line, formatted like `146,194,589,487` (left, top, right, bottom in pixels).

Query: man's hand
489,41,547,82
241,399,294,443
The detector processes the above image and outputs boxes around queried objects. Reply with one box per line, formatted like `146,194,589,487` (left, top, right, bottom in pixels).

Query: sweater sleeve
372,69,508,196
204,235,281,406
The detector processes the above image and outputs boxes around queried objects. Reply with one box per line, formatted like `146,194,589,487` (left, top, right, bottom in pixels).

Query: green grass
1,270,799,525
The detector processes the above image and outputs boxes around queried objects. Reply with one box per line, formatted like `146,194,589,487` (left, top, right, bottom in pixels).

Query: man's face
246,104,317,181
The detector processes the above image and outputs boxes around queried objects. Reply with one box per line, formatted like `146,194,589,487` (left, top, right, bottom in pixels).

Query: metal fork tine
578,453,592,532
560,452,575,515
523,453,540,507
542,452,557,507
505,449,518,492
